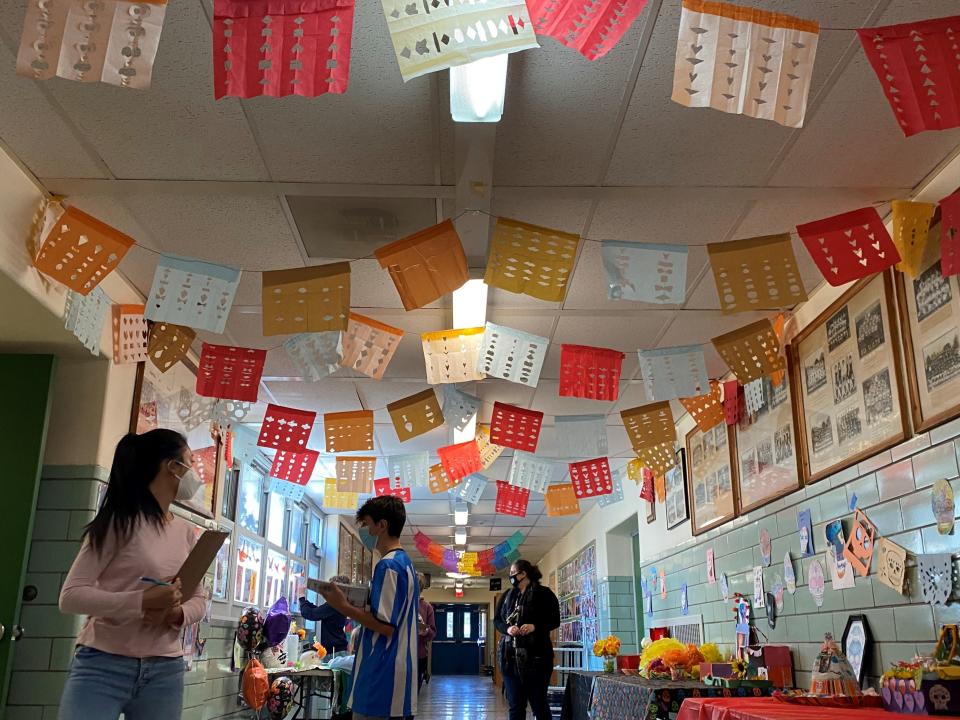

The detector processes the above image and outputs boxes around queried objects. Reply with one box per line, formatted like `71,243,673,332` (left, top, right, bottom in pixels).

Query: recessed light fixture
450,54,508,123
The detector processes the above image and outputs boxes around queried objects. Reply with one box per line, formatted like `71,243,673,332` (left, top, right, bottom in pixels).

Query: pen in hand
140,577,172,587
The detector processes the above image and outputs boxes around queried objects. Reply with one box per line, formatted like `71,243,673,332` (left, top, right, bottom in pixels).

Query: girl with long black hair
494,559,561,720
57,429,208,720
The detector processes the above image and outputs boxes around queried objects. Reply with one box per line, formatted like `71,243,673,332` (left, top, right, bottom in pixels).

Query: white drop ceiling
1,0,959,575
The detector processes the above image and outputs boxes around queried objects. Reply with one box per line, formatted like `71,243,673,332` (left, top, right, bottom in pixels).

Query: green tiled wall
599,576,639,653
639,420,960,691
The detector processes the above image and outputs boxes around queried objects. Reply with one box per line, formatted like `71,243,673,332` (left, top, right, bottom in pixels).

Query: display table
677,696,919,720
264,666,340,719
561,672,774,720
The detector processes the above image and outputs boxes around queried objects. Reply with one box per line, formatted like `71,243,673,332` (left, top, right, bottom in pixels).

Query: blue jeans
58,646,185,720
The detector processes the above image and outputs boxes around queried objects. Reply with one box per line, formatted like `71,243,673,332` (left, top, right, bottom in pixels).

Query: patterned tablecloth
561,672,774,720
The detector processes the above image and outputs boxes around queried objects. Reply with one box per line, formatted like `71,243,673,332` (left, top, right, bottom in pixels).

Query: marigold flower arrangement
593,635,621,673
639,638,714,680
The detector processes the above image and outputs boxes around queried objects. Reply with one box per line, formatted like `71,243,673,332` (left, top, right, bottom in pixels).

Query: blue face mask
359,526,378,551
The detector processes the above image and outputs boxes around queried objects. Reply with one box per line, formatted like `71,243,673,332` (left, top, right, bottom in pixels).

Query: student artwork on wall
784,552,796,594
895,222,960,432
808,559,825,607
753,566,765,608
876,537,907,595
734,375,801,513
843,509,877,577
918,554,954,606
706,548,716,584
842,615,872,687
797,509,814,557
932,479,956,535
790,272,908,483
685,421,737,535
663,448,689,530
759,528,772,567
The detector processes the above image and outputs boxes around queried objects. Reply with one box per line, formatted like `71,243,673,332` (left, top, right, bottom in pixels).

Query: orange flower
313,642,327,660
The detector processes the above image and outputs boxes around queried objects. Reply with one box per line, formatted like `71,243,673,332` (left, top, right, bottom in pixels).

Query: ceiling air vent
286,196,439,260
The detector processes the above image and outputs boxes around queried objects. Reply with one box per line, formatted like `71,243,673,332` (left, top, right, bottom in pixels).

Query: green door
0,355,55,707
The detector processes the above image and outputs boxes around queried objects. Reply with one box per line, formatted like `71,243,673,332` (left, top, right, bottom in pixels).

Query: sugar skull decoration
876,537,907,595
719,572,730,601
784,552,797,594
267,676,297,720
808,559,825,607
928,684,952,712
842,509,877,577
797,509,814,557
932,479,956,536
772,576,785,612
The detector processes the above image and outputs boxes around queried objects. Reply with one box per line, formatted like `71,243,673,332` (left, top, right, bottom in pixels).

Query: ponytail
514,559,543,584
84,429,187,553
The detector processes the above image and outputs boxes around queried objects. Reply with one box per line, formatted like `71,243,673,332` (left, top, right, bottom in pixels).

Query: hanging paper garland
387,389,445,442
526,0,647,61
379,0,539,82
490,402,544,452
196,343,266,403
478,322,549,387
711,318,785,384
64,288,110,355
323,410,374,452
111,305,149,365
600,241,688,304
258,403,317,451
545,483,580,516
147,322,196,374
554,415,608,457
437,440,482,482
374,478,411,503
890,200,936,278
422,327,486,384
485,218,580,302
678,381,724,433
323,477,359,510
568,457,613,498
637,344,708,401
388,452,430,488
858,15,960,137
213,0,356,98
339,313,403,380
146,254,241,334
428,462,463,494
261,262,351,336
495,480,531,518
16,0,168,89
34,206,135,295
284,331,343,381
796,207,900,286
722,379,740,425
440,386,480,432
598,470,625,507
507,451,553,493
270,449,319,484
458,473,489,504
558,344,625,401
621,401,676,452
375,220,469,310
941,189,960,277
335,456,376,493
671,0,820,128
707,234,807,313
476,425,505,469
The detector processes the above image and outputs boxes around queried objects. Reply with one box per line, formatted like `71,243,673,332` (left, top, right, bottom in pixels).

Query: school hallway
417,676,508,720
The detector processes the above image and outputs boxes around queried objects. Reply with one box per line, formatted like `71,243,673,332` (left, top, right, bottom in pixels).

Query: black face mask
509,573,522,587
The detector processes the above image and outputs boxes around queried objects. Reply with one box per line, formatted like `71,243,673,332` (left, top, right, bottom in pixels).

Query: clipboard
178,530,229,597
307,579,370,610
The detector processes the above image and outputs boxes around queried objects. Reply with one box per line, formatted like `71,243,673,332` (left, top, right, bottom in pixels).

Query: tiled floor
418,676,508,720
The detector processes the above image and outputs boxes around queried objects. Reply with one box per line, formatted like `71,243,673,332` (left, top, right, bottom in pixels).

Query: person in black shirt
494,559,561,720
299,574,350,654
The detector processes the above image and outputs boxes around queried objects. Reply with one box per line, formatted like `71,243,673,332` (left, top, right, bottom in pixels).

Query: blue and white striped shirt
350,548,419,718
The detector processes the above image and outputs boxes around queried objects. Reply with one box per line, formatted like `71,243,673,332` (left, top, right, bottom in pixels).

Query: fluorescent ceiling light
454,506,469,526
446,571,470,580
453,415,477,445
450,53,508,123
455,528,467,545
452,278,488,330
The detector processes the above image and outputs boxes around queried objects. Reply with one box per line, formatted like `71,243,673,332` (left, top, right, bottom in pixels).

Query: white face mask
174,460,203,502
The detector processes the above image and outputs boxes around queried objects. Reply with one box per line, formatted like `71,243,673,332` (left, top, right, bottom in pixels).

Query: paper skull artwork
919,554,954,606
760,528,772,566
843,509,877,577
773,577,785,612
876,537,907,595
932,479,956,536
784,552,797,594
928,684,952,712
719,572,730,601
797,509,814,557
809,559,826,607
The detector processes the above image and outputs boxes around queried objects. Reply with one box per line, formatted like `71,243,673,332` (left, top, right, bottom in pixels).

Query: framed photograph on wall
734,376,802,513
686,422,738,535
789,271,908,485
664,448,689,529
129,359,221,518
895,218,960,432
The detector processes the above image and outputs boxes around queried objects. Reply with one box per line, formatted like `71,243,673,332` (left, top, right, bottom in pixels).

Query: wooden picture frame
841,614,872,688
686,422,738,536
734,376,802,514
664,448,689,530
129,359,221,519
789,271,909,485
895,215,960,433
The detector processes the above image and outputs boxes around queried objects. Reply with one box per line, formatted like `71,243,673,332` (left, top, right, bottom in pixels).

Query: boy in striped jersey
318,496,419,720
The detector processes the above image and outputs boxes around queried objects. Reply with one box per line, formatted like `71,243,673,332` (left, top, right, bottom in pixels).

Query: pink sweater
60,515,206,658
